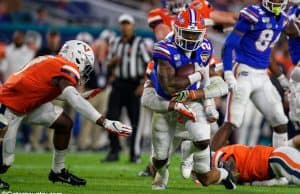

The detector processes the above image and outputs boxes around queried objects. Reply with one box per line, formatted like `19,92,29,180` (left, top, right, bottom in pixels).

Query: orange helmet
174,8,206,51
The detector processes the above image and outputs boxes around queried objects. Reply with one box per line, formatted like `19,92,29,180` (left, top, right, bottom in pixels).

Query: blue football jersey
287,5,300,65
234,4,288,69
151,36,213,99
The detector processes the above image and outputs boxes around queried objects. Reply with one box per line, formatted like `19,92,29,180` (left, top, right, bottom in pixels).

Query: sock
52,149,67,173
216,168,228,184
273,132,288,147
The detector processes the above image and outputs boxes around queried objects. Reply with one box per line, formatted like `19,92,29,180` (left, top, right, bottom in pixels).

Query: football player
213,144,300,185
211,0,289,151
150,8,234,190
0,40,131,189
139,0,231,178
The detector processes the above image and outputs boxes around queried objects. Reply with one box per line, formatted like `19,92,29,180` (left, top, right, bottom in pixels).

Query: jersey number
255,29,280,52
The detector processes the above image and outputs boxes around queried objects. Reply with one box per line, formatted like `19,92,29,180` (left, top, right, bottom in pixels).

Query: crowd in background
0,0,296,163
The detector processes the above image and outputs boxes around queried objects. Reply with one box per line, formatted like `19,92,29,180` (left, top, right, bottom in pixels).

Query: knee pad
152,158,168,169
270,103,288,127
193,140,210,150
193,146,211,174
0,165,10,174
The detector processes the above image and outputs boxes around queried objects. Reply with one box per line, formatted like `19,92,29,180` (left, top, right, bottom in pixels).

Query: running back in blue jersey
150,36,213,99
234,4,288,69
286,5,300,65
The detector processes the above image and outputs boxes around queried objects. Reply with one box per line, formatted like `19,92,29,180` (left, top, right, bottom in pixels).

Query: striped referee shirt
108,35,151,80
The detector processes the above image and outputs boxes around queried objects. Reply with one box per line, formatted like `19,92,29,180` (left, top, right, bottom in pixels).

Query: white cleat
180,155,193,179
152,168,169,190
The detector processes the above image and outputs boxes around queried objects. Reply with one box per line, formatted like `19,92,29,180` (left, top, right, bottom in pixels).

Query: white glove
174,102,196,122
103,119,132,136
224,71,237,92
277,74,290,91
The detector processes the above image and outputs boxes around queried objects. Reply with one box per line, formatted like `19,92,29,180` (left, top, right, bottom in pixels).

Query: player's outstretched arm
53,77,132,136
157,59,202,94
210,10,238,27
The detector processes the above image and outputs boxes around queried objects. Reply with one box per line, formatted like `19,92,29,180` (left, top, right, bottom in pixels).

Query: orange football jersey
191,0,214,18
213,144,275,182
147,8,176,31
0,55,80,114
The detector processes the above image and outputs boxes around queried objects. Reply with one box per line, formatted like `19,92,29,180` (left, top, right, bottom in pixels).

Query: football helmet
164,0,191,14
59,40,95,83
174,8,206,52
262,0,288,15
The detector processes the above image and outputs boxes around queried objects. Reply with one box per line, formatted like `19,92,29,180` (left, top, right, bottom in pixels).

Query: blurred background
0,0,293,163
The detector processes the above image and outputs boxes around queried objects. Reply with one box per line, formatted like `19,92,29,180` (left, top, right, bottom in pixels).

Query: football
175,64,195,77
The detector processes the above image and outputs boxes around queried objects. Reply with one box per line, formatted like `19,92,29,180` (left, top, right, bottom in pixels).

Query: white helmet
262,0,288,16
59,40,95,83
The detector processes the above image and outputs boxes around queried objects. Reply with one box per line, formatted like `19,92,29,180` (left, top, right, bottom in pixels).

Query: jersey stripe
61,65,80,80
154,45,171,55
240,9,259,23
147,15,163,24
190,9,196,25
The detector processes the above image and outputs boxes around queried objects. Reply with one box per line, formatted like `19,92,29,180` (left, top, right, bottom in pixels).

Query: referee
102,14,151,163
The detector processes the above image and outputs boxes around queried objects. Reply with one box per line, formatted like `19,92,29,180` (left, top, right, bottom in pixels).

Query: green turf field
1,152,300,194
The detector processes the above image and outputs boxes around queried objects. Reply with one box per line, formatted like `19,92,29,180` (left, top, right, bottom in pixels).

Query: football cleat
48,168,86,186
152,168,169,190
0,179,9,190
221,166,237,190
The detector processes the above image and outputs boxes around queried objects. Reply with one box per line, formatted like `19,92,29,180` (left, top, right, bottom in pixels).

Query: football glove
224,71,237,92
103,119,132,137
174,102,196,122
171,90,198,103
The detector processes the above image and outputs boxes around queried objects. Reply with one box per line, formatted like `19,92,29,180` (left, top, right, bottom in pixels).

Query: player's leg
288,80,300,149
102,86,122,162
212,76,252,151
289,135,300,149
269,146,300,185
125,88,140,162
251,76,288,147
0,107,24,190
25,103,85,185
186,102,235,189
151,112,176,190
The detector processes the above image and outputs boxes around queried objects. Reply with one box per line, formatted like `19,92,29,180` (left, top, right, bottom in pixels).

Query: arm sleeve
60,86,102,123
222,18,251,71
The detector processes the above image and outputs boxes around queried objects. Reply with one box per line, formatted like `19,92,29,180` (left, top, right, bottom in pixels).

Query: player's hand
205,105,219,123
277,74,290,92
174,102,196,122
103,119,132,137
171,90,198,103
224,71,237,92
81,88,102,100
